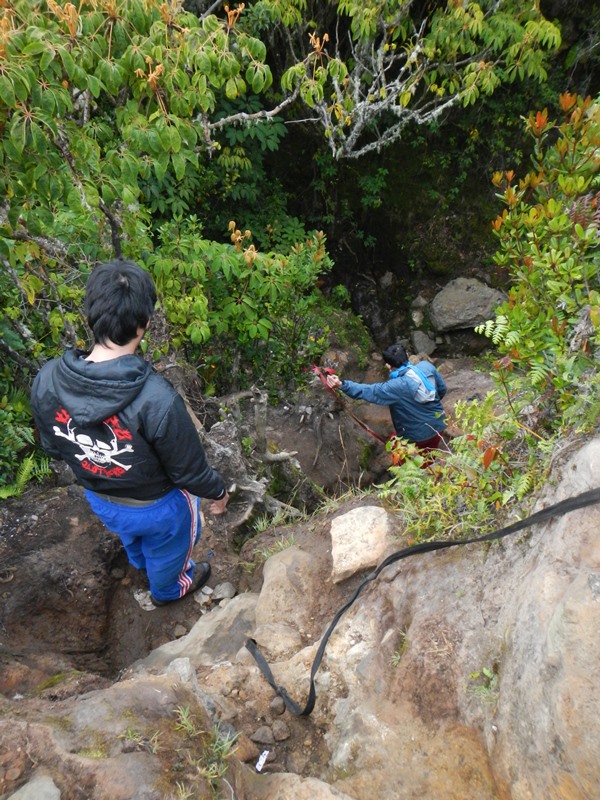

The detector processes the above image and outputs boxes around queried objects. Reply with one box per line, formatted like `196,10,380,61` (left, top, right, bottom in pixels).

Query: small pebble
272,720,290,741
270,696,286,716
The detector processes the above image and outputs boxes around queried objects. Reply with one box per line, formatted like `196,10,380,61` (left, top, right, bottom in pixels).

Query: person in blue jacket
31,259,229,607
326,343,448,451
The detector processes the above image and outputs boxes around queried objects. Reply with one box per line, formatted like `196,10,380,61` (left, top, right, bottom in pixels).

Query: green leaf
59,48,76,80
87,74,102,98
251,70,265,95
37,206,55,227
0,76,16,108
9,119,26,157
225,77,238,100
169,126,182,153
154,152,170,181
29,121,47,153
84,181,100,207
7,203,20,228
171,151,186,181
40,49,55,73
157,122,172,151
22,41,47,55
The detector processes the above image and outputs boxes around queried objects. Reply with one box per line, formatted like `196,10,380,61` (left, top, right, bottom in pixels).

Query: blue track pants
85,488,201,602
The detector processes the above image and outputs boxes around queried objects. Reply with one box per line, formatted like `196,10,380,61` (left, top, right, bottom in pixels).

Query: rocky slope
0,359,598,799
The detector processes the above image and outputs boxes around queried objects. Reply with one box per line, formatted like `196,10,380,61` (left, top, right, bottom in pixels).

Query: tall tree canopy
0,1,561,245
248,0,561,158
0,0,560,387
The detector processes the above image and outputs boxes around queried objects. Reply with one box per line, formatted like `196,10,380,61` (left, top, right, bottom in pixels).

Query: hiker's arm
152,393,227,500
341,379,400,405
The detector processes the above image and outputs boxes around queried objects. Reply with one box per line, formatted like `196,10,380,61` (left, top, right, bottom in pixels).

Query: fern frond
14,455,35,492
0,455,36,499
530,361,550,385
515,472,535,500
33,456,51,480
504,331,520,348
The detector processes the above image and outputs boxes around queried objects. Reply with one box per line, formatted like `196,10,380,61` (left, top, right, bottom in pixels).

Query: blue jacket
341,360,447,443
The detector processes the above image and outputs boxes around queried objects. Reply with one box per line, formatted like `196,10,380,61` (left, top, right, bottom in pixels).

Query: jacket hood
53,349,153,425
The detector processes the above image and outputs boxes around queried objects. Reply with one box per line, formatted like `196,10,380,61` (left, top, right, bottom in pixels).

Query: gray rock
213,581,236,600
139,592,258,669
330,506,393,583
252,621,304,660
165,657,197,687
7,771,61,800
251,725,275,744
255,547,321,632
270,695,286,716
429,277,505,332
272,719,291,741
588,572,600,599
411,329,436,355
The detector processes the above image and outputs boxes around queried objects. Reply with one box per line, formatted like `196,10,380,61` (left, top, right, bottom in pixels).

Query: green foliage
469,665,499,705
253,531,297,554
0,384,49,492
383,445,514,539
146,218,333,392
391,629,408,667
173,706,238,791
0,1,574,500
0,455,37,499
477,93,600,429
0,0,339,487
378,385,556,541
358,168,389,209
380,94,599,542
277,0,560,158
0,0,286,370
117,727,161,755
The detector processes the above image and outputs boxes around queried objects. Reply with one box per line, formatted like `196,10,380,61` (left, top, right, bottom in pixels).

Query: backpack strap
390,364,437,397
408,364,436,395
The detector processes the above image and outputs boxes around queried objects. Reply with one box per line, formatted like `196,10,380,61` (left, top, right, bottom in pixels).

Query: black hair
84,259,157,346
382,343,408,368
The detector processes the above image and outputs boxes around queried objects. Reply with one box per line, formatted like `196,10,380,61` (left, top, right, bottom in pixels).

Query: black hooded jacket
30,349,226,501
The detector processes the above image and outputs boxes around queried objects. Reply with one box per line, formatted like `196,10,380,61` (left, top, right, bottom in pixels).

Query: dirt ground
0,410,368,700
0,462,369,785
0,483,237,689
0,355,487,700
0,357,500,800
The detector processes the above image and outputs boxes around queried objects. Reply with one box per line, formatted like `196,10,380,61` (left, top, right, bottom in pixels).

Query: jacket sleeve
434,368,447,400
341,379,402,405
30,371,64,460
151,393,226,499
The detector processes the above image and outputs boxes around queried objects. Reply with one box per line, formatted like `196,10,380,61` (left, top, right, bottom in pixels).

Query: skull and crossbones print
53,415,133,471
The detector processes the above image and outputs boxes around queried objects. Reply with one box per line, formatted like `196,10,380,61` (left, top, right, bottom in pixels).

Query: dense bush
381,93,600,539
478,92,600,428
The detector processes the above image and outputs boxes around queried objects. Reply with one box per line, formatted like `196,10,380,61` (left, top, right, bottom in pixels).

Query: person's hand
326,373,342,389
208,491,229,515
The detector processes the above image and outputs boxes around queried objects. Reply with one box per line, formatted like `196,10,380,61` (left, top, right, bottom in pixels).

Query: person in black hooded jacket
30,259,229,606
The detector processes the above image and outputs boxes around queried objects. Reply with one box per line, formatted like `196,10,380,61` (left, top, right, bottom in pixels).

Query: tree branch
98,199,123,259
200,0,225,19
11,230,70,260
0,337,37,371
206,87,301,133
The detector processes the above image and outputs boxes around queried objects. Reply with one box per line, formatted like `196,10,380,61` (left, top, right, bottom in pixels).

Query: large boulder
429,277,505,332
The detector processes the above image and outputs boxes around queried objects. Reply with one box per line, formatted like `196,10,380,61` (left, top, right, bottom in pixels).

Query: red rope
311,365,388,444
